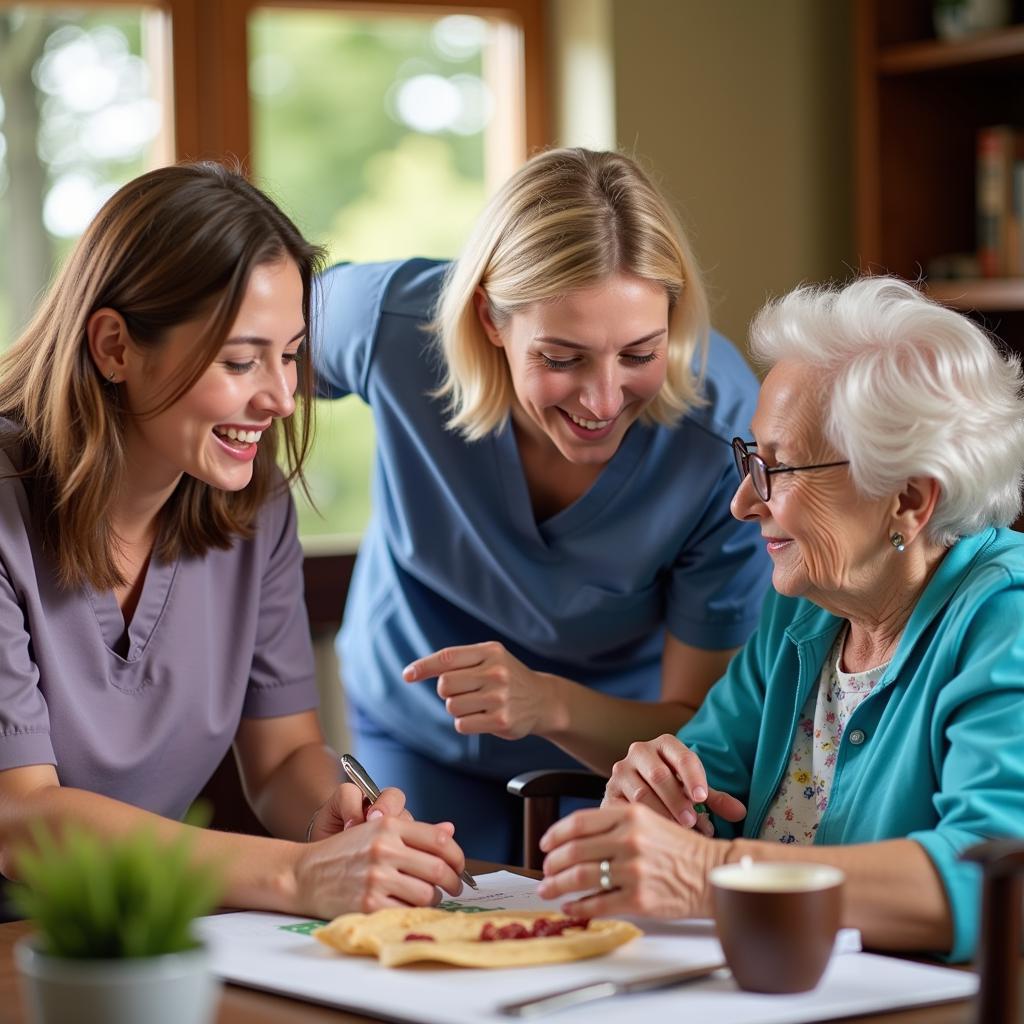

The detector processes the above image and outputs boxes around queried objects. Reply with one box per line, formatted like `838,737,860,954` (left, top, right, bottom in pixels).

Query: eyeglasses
731,437,849,502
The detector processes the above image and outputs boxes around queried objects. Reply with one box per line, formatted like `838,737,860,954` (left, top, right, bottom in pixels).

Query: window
0,4,171,343
0,0,544,547
247,7,526,538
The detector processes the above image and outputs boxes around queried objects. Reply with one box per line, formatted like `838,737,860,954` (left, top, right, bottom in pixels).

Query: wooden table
0,861,988,1024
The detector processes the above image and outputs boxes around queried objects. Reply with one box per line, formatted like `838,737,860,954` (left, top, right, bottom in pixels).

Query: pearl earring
890,532,905,552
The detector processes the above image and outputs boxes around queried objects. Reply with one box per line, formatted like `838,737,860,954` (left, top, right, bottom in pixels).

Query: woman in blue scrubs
315,148,771,861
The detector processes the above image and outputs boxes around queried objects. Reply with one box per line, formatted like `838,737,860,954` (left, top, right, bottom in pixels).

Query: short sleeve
313,262,400,401
664,460,772,650
0,555,56,770
242,489,319,719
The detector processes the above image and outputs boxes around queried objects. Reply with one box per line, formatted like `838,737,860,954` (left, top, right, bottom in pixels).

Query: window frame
2,0,547,162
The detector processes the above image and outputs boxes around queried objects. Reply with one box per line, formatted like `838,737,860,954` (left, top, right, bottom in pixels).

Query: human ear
891,476,941,545
472,287,504,349
86,308,132,383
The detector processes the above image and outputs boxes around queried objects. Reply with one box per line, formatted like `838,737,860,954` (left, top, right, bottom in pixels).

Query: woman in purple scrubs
0,164,465,917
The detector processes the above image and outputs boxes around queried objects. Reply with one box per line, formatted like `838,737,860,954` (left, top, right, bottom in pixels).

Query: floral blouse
759,629,889,845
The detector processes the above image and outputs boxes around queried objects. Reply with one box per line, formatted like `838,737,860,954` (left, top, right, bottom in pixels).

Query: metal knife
499,961,728,1017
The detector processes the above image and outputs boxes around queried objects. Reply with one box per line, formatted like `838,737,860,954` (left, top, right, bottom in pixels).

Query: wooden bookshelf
926,278,1024,310
877,24,1024,73
856,1,1024,354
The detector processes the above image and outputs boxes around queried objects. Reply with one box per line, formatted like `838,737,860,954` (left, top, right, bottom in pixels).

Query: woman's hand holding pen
403,641,554,741
603,734,746,836
306,783,411,843
291,810,467,918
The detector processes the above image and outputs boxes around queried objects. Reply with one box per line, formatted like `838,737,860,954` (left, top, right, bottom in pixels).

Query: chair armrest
506,770,607,870
507,769,608,801
963,838,1024,875
962,838,1024,1020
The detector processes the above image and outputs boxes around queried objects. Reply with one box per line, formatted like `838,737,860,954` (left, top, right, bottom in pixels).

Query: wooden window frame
5,1,547,163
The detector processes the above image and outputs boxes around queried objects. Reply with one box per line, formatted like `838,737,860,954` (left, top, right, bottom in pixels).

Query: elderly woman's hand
402,641,550,740
536,804,730,919
604,734,747,836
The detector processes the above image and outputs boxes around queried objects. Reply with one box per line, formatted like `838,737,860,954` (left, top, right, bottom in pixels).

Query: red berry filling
478,917,590,941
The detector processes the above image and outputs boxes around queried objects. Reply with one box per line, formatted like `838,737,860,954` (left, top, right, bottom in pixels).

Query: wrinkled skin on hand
537,803,731,919
603,734,746,835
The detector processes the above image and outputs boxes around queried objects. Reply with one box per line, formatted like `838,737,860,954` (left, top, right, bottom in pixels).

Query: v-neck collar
88,555,179,662
493,417,653,546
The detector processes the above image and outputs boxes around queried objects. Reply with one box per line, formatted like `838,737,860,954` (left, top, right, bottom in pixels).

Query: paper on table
197,872,975,1024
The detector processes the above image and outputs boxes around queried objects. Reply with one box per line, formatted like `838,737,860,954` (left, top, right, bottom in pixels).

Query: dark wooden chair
963,838,1024,1024
197,550,355,835
506,769,606,870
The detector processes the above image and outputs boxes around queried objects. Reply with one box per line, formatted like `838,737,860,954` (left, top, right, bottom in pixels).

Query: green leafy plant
8,814,222,960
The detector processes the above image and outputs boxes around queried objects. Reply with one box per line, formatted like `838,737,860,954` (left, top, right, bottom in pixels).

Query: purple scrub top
0,448,317,820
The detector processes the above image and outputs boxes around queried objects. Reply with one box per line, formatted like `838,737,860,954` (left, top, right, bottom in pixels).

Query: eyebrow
222,328,306,347
532,329,666,351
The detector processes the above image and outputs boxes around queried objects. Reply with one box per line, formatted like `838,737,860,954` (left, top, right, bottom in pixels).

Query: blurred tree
0,9,53,335
249,11,486,256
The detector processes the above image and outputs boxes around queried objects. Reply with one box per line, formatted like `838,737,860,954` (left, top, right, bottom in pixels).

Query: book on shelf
977,124,1024,278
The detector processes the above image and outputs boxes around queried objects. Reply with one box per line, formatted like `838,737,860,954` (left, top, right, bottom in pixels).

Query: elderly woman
537,276,1024,962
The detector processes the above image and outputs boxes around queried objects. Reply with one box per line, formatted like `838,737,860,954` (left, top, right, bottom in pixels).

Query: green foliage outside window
248,12,489,539
0,8,492,541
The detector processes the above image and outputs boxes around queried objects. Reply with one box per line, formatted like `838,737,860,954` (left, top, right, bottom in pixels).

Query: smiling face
483,273,670,466
730,359,896,607
120,258,305,498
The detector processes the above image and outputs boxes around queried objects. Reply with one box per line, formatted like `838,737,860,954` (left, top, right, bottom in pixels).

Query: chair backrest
506,769,607,870
198,550,356,834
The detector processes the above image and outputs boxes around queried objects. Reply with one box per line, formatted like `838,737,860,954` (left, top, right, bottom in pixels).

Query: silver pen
340,753,478,890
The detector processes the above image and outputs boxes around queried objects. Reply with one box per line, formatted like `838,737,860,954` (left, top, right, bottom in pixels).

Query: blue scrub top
314,259,771,777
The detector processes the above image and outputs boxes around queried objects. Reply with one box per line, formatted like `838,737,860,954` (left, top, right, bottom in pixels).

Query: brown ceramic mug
710,861,845,993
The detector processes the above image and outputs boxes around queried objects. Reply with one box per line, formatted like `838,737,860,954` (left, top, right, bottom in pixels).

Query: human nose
252,362,296,419
579,361,623,421
729,469,765,523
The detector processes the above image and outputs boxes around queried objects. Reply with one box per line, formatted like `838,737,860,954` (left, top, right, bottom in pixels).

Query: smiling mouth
213,426,264,448
563,410,613,431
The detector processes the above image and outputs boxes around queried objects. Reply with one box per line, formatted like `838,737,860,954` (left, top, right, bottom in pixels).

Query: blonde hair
433,148,709,440
0,162,324,590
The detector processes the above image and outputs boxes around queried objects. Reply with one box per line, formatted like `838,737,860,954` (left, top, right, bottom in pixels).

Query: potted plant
9,819,222,1024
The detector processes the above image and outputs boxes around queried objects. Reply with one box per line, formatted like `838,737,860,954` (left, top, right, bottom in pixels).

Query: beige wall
551,0,855,354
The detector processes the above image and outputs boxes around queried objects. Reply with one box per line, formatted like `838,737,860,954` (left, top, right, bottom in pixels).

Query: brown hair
0,161,325,589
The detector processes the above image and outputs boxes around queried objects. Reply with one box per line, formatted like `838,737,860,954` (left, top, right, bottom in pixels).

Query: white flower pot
15,937,220,1024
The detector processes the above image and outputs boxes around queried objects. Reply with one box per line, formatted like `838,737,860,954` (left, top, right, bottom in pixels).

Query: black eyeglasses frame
730,437,849,501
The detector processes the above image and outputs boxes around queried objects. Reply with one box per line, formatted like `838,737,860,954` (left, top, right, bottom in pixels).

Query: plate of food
315,908,642,968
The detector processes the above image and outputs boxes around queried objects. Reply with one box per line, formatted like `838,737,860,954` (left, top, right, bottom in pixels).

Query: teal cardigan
679,527,1024,963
